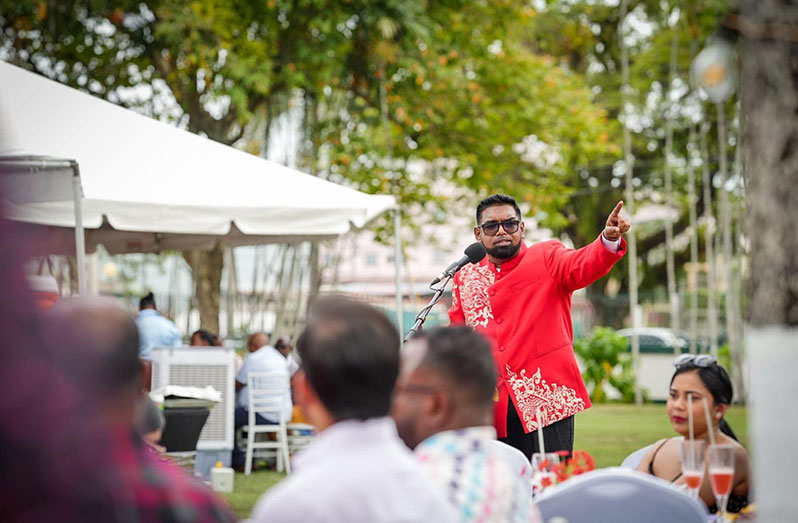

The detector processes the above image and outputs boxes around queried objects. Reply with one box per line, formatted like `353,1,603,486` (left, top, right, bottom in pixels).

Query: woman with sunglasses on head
636,355,751,514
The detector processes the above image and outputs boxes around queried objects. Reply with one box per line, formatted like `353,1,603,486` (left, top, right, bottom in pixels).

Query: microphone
431,243,487,285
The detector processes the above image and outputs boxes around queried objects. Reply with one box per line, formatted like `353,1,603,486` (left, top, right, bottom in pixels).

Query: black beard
486,240,521,261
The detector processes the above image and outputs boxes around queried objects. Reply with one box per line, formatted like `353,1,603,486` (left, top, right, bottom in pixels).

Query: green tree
0,0,624,328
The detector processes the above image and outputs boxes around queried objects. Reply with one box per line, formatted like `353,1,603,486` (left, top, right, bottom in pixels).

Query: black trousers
498,402,574,460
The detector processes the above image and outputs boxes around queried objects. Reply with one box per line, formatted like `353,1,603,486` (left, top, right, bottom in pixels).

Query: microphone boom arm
403,273,454,342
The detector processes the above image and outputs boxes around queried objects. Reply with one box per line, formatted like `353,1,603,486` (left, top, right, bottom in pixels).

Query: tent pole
393,208,403,338
71,162,87,296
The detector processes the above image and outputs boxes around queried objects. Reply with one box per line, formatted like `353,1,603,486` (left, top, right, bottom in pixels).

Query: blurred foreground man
45,298,235,522
393,326,540,523
251,296,455,523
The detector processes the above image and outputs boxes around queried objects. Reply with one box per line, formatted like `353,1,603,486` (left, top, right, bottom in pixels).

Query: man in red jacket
449,194,630,458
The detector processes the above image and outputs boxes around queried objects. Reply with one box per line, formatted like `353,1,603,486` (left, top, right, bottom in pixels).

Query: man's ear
295,371,334,431
474,226,481,242
426,388,454,428
296,372,321,406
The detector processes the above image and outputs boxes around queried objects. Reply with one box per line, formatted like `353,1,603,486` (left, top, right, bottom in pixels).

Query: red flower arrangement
534,450,596,492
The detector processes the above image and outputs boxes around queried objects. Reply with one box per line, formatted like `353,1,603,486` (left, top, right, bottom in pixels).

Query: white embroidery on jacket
458,263,495,328
506,365,585,431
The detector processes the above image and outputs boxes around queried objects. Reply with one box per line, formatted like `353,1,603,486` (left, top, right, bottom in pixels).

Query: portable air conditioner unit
151,347,236,450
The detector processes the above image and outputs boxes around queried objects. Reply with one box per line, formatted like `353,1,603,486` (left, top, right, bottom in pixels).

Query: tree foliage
1,0,739,327
574,326,638,403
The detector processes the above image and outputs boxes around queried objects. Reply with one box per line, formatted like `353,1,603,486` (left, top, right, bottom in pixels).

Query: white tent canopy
0,61,396,254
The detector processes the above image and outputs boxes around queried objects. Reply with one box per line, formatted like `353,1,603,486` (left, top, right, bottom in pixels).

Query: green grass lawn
220,403,749,518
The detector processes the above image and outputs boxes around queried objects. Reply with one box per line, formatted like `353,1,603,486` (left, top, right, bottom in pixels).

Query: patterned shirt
414,426,541,523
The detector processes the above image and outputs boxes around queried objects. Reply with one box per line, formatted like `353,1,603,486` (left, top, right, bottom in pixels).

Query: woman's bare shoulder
634,437,670,472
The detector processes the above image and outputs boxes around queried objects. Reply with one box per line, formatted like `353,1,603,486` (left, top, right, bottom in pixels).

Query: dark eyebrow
670,387,704,396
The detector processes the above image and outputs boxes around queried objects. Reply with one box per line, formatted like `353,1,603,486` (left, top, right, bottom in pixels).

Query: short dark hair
139,291,156,310
191,329,218,346
476,194,522,224
414,326,496,407
136,396,165,434
671,361,738,440
46,298,141,397
297,295,400,421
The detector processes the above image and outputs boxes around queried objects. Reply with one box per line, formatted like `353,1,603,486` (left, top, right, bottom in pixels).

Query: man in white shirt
250,296,455,523
232,331,291,469
392,326,542,523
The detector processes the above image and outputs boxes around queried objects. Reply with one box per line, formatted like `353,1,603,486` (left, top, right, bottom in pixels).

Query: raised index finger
609,200,624,218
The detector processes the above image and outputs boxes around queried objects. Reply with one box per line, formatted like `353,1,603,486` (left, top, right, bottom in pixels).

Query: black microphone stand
403,273,454,342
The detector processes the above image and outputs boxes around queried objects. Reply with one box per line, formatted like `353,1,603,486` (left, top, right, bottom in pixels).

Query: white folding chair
242,371,291,475
286,422,317,456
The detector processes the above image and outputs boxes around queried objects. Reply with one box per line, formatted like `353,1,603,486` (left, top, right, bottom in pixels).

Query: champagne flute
708,444,735,522
680,439,706,500
531,452,560,497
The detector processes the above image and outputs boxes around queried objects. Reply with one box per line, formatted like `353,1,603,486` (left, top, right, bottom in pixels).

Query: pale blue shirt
251,417,456,523
135,309,181,360
236,345,292,421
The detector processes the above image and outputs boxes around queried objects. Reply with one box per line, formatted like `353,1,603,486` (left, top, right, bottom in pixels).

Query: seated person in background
190,329,219,346
136,396,166,454
274,337,300,376
191,328,243,372
232,331,292,469
274,337,308,423
636,355,751,513
251,296,455,523
135,292,181,360
392,326,541,523
136,292,181,391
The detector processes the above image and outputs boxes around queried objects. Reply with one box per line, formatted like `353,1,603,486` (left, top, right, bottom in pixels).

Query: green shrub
574,327,638,403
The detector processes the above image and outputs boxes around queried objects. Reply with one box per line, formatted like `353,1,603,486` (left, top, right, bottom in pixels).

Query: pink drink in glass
710,468,734,496
684,472,703,490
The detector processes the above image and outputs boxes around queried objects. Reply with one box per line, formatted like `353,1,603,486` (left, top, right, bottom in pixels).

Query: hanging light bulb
691,36,737,103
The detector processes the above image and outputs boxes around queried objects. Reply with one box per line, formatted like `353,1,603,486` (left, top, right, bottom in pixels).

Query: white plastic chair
535,467,707,523
491,440,533,482
286,422,317,456
242,371,291,475
621,444,653,469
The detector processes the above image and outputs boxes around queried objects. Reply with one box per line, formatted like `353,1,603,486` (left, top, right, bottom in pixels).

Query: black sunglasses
478,219,520,236
674,354,716,368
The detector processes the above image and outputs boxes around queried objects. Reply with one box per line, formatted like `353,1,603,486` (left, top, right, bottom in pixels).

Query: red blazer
449,234,627,437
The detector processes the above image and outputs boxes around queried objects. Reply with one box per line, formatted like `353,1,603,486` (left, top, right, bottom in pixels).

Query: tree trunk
700,125,719,355
182,243,225,335
741,1,798,520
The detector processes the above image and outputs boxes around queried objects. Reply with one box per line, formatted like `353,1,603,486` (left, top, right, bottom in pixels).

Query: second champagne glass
680,439,706,500
708,444,735,523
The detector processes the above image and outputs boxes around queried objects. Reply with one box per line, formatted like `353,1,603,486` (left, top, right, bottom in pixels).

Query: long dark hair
671,361,738,440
